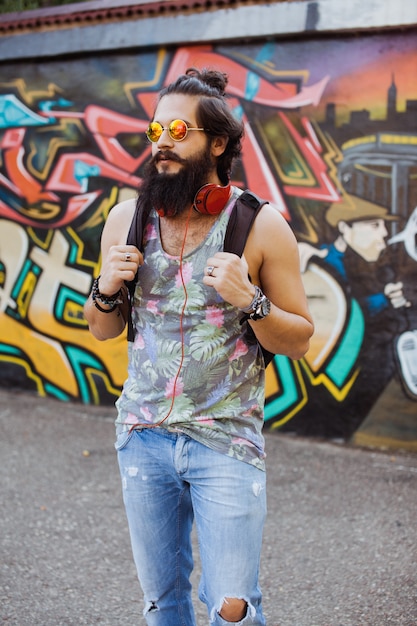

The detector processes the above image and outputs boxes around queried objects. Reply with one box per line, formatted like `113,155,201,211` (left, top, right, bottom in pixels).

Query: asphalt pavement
1,389,416,626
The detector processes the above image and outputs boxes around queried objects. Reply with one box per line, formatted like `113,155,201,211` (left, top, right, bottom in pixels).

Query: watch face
261,298,271,317
251,295,271,320
260,297,271,317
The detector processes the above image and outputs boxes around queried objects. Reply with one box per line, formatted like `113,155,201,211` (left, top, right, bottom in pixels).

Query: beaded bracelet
91,276,123,313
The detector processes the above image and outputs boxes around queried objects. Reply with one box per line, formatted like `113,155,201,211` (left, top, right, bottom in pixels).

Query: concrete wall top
1,0,416,62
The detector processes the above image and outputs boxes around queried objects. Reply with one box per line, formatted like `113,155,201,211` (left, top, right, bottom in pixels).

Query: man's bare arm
83,199,142,341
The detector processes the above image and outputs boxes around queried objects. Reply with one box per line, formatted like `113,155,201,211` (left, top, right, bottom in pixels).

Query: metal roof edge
0,0,416,62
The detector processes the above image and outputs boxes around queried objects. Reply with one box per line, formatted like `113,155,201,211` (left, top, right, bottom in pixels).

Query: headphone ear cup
194,184,231,215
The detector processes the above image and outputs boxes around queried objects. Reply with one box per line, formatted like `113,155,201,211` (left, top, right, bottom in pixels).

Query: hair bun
186,67,228,96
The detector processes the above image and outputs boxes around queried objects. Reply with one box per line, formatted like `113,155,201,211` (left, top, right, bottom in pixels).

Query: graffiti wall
1,34,416,442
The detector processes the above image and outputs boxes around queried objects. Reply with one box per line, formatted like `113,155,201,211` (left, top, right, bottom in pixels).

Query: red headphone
193,183,231,215
155,183,231,217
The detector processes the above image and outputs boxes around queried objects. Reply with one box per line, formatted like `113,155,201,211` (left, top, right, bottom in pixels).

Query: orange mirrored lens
146,122,163,142
168,119,188,141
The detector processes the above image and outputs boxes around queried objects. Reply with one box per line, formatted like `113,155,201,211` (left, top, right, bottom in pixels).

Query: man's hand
99,245,143,295
203,252,255,309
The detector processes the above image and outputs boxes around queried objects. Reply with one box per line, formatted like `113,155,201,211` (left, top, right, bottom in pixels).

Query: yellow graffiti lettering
63,301,88,326
16,271,37,318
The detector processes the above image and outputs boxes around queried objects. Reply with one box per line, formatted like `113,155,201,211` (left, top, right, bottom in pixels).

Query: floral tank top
116,189,266,469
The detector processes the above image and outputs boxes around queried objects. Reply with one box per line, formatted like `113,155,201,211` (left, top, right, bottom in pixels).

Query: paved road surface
1,389,416,625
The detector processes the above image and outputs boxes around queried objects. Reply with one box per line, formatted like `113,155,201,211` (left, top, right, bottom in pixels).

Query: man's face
151,93,211,174
340,218,388,261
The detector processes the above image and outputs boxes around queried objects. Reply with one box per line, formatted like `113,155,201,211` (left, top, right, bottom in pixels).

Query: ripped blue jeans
116,428,267,625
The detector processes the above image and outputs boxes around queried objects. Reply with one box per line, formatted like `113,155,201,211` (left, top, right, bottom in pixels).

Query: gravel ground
0,389,416,626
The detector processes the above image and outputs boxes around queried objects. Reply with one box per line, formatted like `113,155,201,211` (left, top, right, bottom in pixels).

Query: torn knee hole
219,597,247,622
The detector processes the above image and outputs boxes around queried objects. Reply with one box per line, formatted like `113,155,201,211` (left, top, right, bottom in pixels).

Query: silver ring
125,253,131,262
206,265,215,277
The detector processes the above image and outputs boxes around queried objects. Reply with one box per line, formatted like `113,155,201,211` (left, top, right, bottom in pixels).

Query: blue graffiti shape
0,94,50,128
74,160,101,193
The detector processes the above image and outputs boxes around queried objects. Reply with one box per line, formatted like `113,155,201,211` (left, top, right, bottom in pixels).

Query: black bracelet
91,276,123,313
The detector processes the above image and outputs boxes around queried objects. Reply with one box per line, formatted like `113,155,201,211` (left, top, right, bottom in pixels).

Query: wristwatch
241,285,271,321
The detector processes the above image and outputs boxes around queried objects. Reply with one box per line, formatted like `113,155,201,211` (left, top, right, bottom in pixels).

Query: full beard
139,145,215,217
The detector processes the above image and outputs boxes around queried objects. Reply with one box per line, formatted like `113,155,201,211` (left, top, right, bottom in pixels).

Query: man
84,68,313,626
299,193,410,314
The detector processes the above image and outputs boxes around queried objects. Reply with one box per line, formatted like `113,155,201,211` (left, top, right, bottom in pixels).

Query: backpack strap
223,190,267,257
224,190,274,367
125,198,150,342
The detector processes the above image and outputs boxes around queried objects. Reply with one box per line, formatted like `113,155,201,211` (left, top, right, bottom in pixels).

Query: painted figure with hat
299,192,410,313
297,191,415,435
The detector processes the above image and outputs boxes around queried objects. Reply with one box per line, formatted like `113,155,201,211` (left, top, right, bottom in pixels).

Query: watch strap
240,285,271,321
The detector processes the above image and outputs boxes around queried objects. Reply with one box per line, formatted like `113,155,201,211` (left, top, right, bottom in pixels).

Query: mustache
152,151,186,165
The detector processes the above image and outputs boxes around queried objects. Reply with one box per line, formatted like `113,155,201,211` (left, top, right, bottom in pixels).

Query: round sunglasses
146,119,205,143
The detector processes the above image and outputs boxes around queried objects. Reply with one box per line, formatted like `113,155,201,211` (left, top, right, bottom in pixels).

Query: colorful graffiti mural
0,35,416,440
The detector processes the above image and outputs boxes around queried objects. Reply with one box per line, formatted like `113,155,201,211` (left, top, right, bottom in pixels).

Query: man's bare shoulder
102,197,137,247
253,203,297,248
259,202,291,224
107,197,136,223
